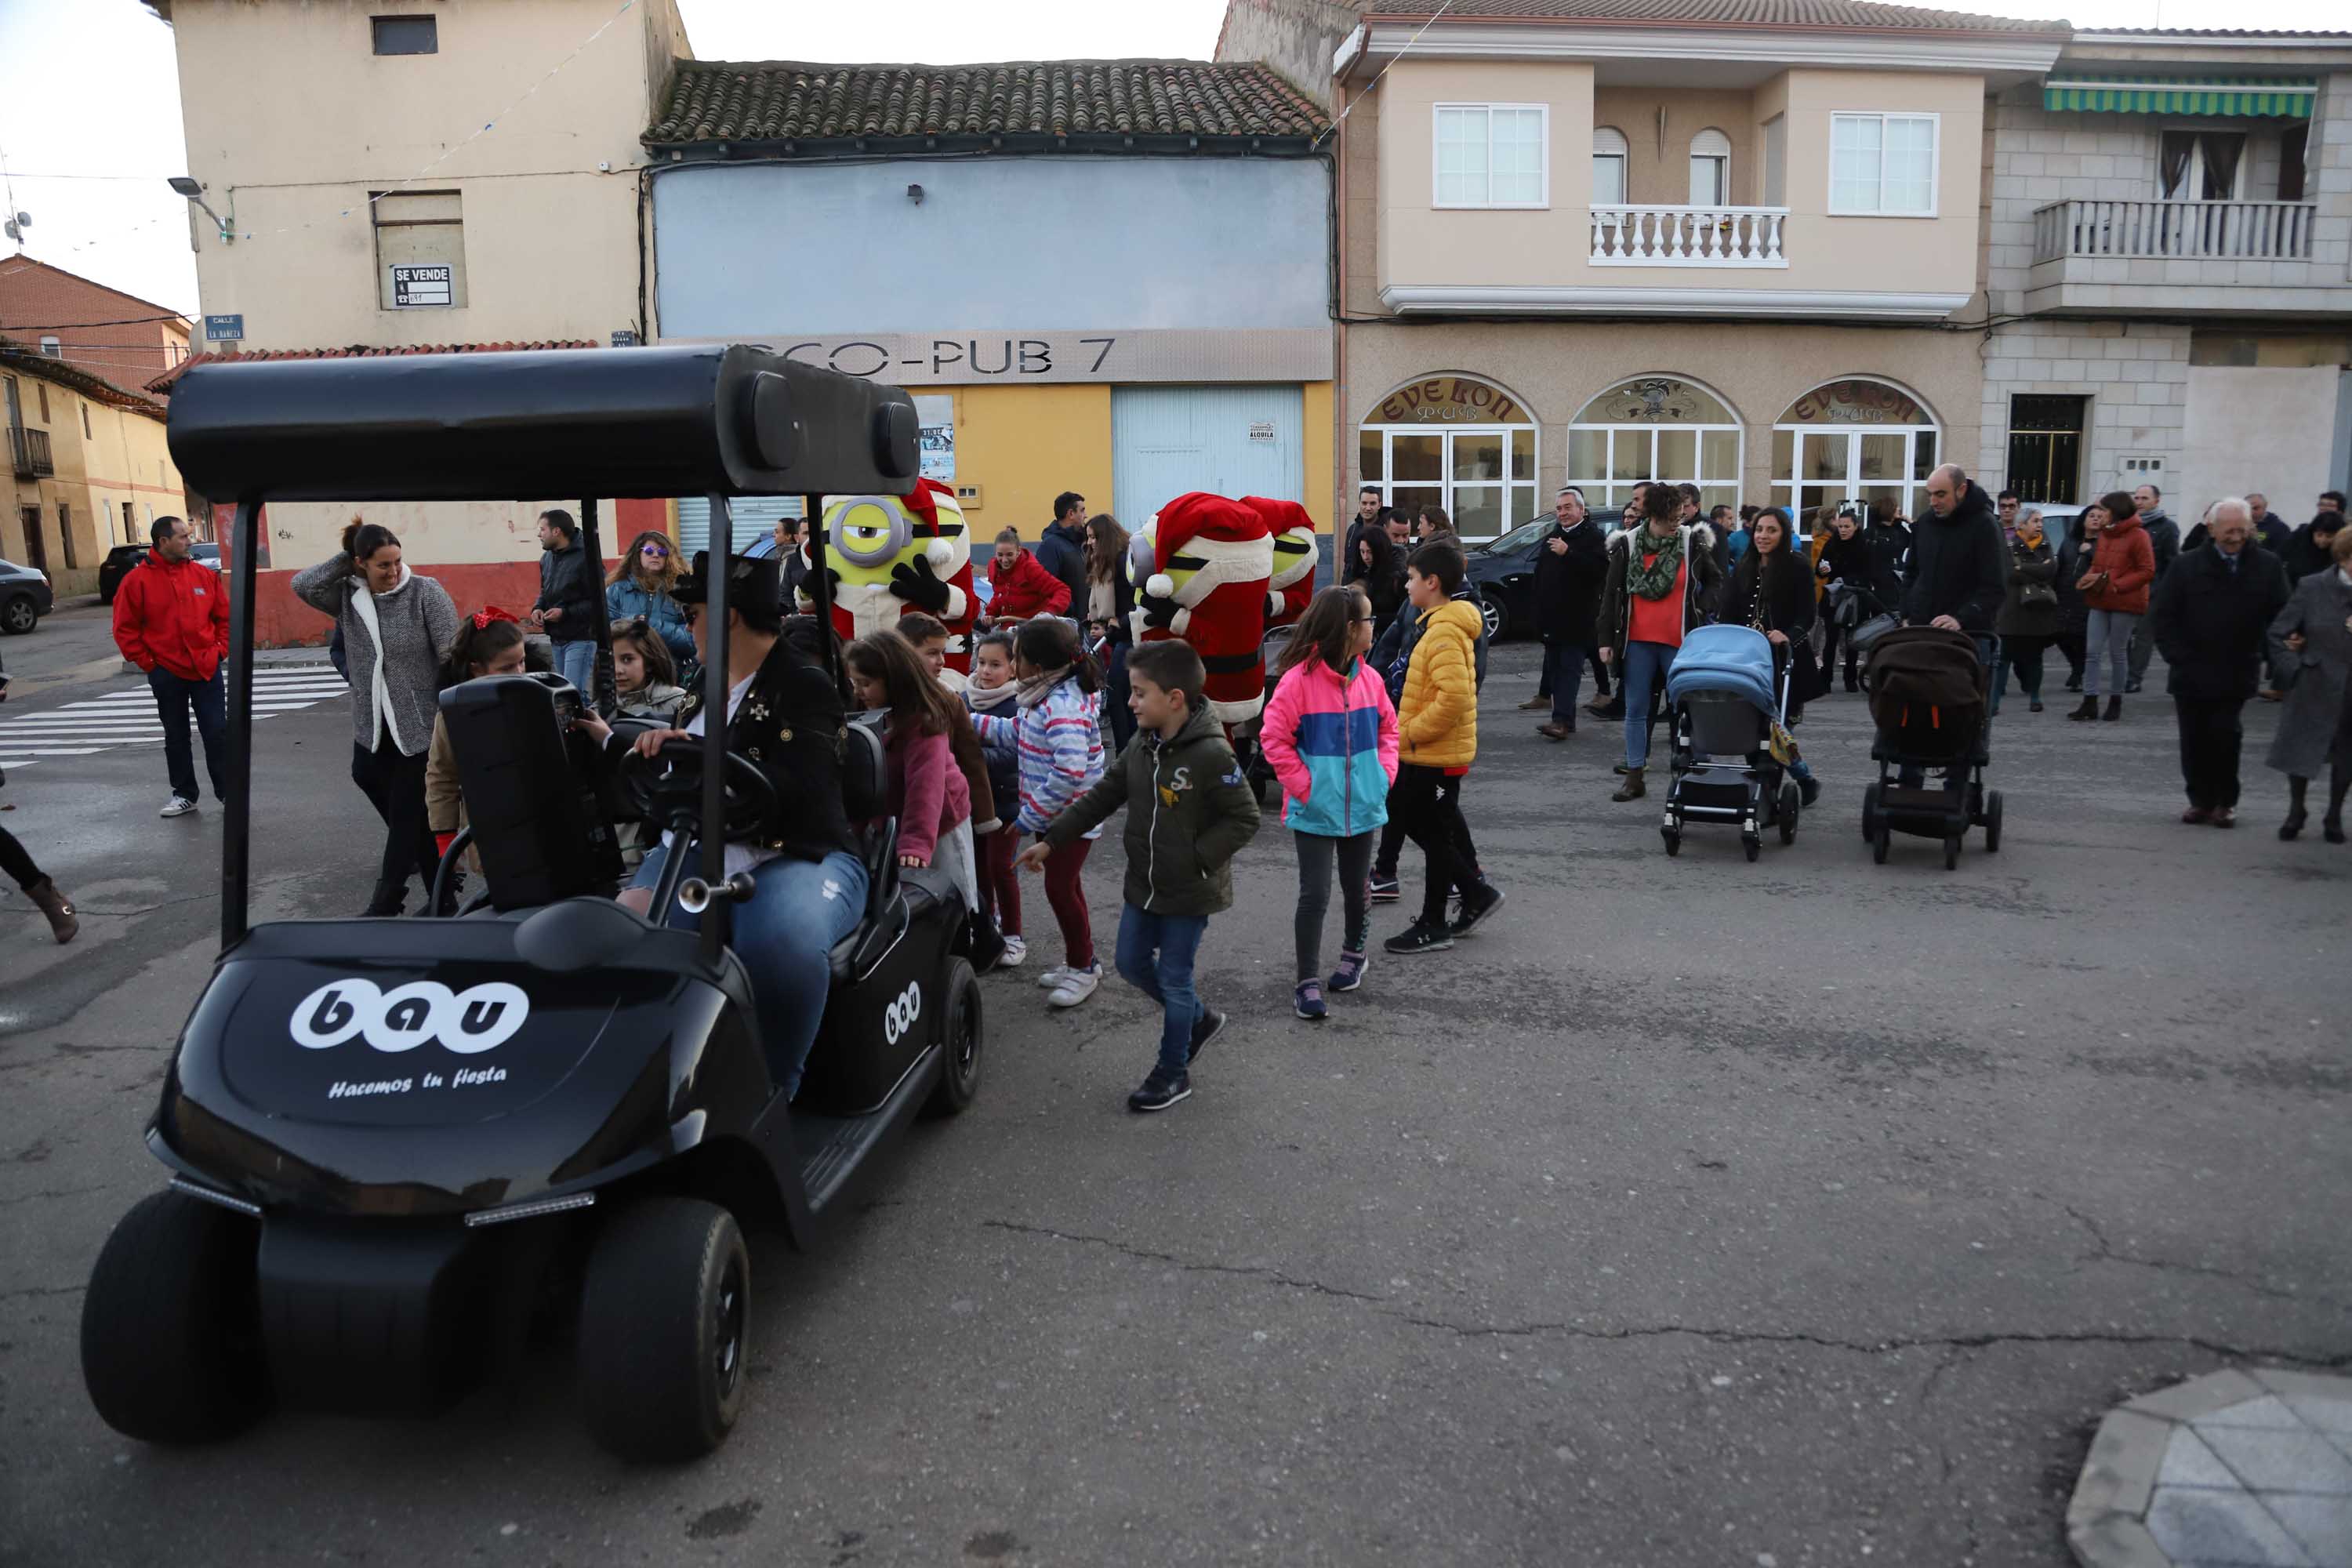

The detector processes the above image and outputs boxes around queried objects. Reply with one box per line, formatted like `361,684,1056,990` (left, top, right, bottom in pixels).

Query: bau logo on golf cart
882,982,922,1045
290,979,531,1055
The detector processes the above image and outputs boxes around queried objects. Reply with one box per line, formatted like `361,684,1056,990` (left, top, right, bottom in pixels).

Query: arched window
1689,128,1731,206
1567,376,1743,518
1592,126,1628,206
1358,375,1537,539
1771,377,1941,527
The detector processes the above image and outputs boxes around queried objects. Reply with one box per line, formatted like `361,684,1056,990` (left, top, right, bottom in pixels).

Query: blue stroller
1660,624,1800,861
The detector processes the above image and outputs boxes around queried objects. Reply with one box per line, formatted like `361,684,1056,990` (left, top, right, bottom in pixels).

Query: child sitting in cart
424,608,530,907
844,627,980,917
611,616,688,723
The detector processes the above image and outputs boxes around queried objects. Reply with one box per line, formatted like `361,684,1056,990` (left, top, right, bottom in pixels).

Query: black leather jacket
673,638,855,863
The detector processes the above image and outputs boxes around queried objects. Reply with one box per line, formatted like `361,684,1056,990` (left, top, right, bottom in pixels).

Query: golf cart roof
165,343,919,504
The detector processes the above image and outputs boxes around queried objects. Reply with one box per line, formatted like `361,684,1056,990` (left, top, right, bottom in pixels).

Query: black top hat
674,550,781,609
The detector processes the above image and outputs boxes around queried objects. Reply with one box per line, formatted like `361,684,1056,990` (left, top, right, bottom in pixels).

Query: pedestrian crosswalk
0,668,348,771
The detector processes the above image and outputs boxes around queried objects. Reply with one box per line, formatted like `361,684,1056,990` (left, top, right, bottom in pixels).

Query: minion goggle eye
830,499,912,568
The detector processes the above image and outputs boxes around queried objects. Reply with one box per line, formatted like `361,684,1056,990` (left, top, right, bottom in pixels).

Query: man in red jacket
111,515,230,817
985,527,1072,623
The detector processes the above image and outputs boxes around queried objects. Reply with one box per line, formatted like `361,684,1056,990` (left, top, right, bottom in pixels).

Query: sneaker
1383,920,1454,956
1367,875,1400,904
2125,678,2143,695
1047,964,1100,1007
160,795,198,818
1294,982,1327,1021
1189,1007,1227,1062
1127,1070,1192,1113
1329,950,1368,993
1036,964,1075,989
999,934,1028,967
1517,695,1549,711
1449,882,1505,937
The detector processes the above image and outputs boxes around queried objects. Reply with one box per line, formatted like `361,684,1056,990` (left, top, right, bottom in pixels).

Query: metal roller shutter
675,495,805,556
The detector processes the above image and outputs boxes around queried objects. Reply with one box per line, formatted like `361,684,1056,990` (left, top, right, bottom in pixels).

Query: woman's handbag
1849,611,1902,656
2017,581,2057,611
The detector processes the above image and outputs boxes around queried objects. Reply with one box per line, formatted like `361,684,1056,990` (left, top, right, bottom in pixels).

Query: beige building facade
4,344,187,597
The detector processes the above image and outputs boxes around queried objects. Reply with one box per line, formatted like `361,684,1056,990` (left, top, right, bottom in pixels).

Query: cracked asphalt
2,636,2346,1567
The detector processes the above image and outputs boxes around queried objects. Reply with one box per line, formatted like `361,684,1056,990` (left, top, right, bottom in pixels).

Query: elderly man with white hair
2150,495,2291,827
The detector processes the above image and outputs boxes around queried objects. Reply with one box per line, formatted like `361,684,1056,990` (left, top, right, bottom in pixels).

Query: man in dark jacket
1899,466,2006,644
532,507,599,695
1343,487,1384,585
2282,509,2343,582
2125,482,2180,693
1531,487,1607,739
2151,497,2291,828
1033,492,1091,616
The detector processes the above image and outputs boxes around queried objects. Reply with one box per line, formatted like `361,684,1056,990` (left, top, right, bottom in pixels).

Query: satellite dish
2,220,20,243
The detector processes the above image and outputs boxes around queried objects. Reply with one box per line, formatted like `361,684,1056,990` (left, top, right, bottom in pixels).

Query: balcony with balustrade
1588,205,1788,267
2024,198,2352,317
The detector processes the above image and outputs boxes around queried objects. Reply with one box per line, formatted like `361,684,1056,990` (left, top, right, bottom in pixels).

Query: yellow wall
2,370,185,594
1302,379,1335,533
949,383,1115,539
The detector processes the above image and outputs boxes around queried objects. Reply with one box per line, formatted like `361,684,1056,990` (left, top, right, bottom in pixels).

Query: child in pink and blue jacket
1260,584,1399,1021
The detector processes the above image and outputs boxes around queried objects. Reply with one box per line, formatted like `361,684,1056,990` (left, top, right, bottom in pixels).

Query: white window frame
1771,376,1944,524
1828,111,1940,219
1358,424,1541,543
1592,125,1628,209
1566,376,1745,520
1762,114,1788,207
1689,128,1732,207
1432,103,1552,211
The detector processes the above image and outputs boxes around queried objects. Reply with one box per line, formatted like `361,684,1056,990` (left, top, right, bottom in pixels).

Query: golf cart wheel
81,1190,269,1445
1872,823,1892,865
922,957,983,1118
1984,791,2004,853
1477,593,1506,642
1742,832,1762,863
579,1198,750,1462
1860,783,1881,843
1778,782,1802,844
1944,833,1962,871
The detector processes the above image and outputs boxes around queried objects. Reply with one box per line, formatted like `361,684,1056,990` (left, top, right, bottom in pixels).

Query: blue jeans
1619,640,1675,768
1542,640,1586,724
633,844,867,1098
149,666,227,801
551,637,597,695
1114,903,1209,1080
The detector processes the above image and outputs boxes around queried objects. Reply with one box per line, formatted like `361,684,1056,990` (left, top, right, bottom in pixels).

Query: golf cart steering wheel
617,737,779,841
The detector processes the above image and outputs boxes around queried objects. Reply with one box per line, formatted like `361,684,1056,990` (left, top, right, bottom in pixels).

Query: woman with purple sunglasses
605,528,697,670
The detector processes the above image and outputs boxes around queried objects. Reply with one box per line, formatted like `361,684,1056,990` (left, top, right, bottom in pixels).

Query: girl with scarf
1595,483,1723,801
293,519,459,915
605,529,696,674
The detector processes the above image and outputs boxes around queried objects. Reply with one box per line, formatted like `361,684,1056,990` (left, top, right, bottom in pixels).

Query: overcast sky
0,0,2341,322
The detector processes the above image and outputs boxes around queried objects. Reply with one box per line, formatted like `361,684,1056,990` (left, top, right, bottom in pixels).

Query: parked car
191,542,222,570
1461,515,1556,641
98,544,148,604
0,558,54,634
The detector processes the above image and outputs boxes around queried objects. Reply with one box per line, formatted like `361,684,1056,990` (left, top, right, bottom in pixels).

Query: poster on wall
916,394,954,485
388,264,453,308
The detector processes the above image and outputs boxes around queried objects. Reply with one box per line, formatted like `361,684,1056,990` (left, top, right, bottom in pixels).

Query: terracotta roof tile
1359,0,2067,32
144,339,598,394
645,59,1330,148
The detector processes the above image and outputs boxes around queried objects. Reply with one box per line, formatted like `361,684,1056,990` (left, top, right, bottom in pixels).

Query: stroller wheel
1872,823,1891,865
1662,826,1682,857
1984,791,2004,853
1860,783,1881,843
1944,833,1962,871
1778,782,1801,844
1742,832,1761,863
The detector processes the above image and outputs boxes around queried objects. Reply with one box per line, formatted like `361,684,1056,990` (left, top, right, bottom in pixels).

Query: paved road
2,643,2345,1567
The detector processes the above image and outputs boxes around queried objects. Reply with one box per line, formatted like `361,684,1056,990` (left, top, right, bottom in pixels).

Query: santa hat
1144,491,1273,604
1244,496,1319,588
899,477,964,573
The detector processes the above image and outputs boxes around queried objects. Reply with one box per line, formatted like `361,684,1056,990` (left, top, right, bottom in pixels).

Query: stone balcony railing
1589,204,1789,267
2031,198,2319,263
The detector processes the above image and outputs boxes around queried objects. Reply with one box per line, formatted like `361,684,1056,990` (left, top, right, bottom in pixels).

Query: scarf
964,677,1020,714
1087,580,1116,623
1014,669,1066,709
348,561,415,753
1625,526,1686,601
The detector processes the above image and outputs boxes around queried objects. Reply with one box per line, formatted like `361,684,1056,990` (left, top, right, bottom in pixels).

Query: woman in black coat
2052,509,2101,691
1354,524,1407,634
1722,509,1820,724
1813,506,1893,693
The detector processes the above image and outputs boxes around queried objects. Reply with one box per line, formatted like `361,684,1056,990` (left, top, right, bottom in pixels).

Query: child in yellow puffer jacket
1385,542,1501,955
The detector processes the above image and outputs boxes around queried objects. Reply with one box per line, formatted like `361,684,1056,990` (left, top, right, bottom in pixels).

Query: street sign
204,314,244,341
610,329,638,347
388,264,453,308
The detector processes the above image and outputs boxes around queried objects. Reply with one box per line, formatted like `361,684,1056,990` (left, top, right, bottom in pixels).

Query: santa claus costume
1246,495,1319,634
1128,492,1276,730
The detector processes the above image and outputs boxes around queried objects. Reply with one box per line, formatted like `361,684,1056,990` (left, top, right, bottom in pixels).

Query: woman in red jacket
2071,491,2156,723
985,528,1073,623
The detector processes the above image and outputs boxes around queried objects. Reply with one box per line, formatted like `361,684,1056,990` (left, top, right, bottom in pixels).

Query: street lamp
168,176,234,245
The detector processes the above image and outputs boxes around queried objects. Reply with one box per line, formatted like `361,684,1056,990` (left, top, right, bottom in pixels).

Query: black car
98,544,147,604
1461,516,1559,641
0,557,54,634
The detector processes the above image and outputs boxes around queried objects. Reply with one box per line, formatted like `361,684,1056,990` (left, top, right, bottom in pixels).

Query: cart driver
575,552,868,1099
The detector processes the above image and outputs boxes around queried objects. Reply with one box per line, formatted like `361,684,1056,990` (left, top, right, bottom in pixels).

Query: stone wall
1976,319,2191,503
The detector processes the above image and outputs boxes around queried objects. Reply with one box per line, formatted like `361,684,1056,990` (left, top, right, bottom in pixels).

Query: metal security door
1112,385,1304,525
676,495,804,555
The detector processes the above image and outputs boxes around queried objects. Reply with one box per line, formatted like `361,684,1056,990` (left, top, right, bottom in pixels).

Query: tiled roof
1360,0,2068,32
644,59,1331,149
0,334,169,417
144,340,599,395
2076,25,2352,38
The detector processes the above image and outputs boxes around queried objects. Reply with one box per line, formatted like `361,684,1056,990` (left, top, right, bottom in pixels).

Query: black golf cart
78,345,984,1461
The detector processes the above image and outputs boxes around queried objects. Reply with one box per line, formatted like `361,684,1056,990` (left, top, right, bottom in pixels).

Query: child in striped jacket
967,618,1108,1007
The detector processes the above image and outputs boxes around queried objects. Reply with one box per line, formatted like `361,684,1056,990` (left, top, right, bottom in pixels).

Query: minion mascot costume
1247,495,1319,633
1128,492,1276,733
802,477,979,689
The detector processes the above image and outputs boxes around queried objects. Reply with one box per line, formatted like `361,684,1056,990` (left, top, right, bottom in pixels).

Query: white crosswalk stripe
0,668,347,770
